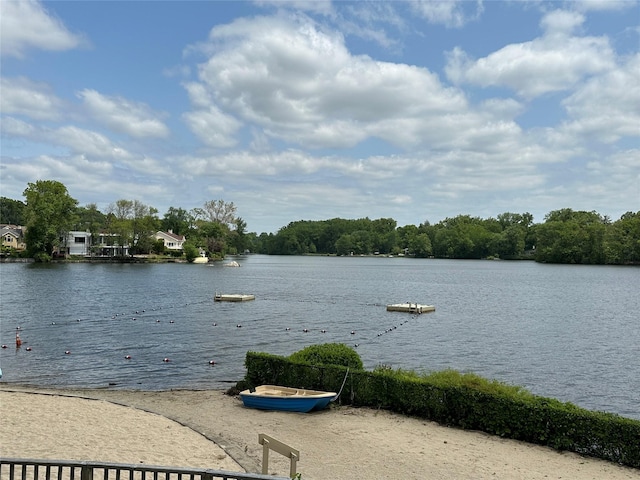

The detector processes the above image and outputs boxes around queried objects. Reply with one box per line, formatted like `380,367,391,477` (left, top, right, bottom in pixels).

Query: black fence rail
0,458,289,480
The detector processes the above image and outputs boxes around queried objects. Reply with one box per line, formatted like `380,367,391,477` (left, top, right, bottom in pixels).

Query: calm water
1,256,638,419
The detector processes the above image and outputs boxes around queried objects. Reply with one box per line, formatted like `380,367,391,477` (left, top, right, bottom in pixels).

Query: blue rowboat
239,385,337,413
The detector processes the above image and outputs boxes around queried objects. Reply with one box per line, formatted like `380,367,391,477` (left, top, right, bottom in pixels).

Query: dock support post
261,438,269,475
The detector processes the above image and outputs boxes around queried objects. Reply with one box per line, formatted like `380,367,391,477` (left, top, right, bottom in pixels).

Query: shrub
243,351,640,468
33,252,52,263
289,343,363,370
420,369,535,398
183,243,199,262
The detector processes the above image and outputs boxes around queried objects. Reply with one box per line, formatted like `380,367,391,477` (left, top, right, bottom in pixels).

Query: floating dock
386,303,435,314
214,294,255,302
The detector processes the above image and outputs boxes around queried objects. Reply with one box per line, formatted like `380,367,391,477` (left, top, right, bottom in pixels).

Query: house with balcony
95,232,130,257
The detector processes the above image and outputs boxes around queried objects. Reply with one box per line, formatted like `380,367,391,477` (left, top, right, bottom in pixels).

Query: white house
155,230,185,251
95,232,130,257
61,231,93,256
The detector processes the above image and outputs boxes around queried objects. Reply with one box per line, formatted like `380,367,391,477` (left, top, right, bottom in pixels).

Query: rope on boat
332,367,350,401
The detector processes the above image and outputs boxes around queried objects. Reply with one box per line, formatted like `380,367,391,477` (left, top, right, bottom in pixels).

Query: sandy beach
1,386,638,480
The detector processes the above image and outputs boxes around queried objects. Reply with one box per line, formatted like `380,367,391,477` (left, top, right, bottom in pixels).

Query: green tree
351,230,373,254
335,233,355,255
74,203,106,232
408,233,432,257
107,199,134,256
105,200,159,255
397,224,418,251
228,217,248,254
130,200,159,254
256,232,274,254
371,218,397,253
203,199,237,226
535,209,607,264
429,215,517,259
605,211,640,264
23,180,78,259
0,197,26,225
183,242,199,262
433,218,478,258
274,226,304,255
151,238,166,255
318,218,352,253
161,207,191,235
198,220,227,256
243,231,261,253
489,225,525,258
186,200,240,257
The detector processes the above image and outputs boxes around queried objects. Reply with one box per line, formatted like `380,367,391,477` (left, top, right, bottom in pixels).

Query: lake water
0,256,638,419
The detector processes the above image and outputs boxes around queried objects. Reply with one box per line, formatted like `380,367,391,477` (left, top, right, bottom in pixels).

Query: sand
1,386,638,480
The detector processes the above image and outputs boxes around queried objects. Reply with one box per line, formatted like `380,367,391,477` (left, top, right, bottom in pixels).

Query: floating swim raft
386,303,435,314
214,294,255,302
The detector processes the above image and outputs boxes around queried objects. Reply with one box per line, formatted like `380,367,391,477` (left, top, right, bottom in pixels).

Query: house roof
156,231,185,242
1,226,23,238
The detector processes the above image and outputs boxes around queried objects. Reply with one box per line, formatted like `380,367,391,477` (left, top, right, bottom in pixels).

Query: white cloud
53,126,132,159
572,0,638,12
182,107,242,149
77,89,170,139
177,137,551,198
1,116,174,178
188,14,481,150
540,9,585,36
479,98,525,119
183,82,214,110
577,149,640,213
0,154,112,194
0,0,85,57
249,128,272,152
5,155,170,206
1,3,635,233
410,0,484,28
560,53,640,143
0,77,65,121
333,3,404,50
587,149,640,180
180,149,324,177
168,139,560,231
1,114,132,159
0,116,37,137
181,82,242,148
445,9,615,98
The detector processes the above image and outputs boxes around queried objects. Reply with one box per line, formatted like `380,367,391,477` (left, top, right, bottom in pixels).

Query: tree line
0,180,247,262
252,210,639,265
1,180,638,264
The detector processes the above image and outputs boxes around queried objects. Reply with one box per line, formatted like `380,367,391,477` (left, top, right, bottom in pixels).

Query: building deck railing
0,458,289,480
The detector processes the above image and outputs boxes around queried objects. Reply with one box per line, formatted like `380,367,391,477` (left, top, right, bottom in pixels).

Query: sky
1,1,639,234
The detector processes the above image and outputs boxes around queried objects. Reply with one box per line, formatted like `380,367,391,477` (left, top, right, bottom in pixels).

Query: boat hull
240,385,336,413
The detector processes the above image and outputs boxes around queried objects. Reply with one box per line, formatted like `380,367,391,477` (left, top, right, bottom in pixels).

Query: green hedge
242,351,640,468
288,343,363,370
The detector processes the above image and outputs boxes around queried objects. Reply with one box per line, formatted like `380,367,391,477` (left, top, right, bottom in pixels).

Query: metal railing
0,458,289,480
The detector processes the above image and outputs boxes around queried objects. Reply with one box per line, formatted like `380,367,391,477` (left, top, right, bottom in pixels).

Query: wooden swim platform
214,294,256,302
386,303,435,314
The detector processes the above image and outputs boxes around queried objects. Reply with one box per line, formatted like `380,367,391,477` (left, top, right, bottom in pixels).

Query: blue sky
1,0,638,233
